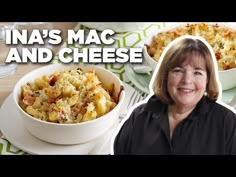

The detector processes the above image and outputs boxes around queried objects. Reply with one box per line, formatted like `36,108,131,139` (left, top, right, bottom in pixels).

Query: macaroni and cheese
19,68,118,124
146,23,236,71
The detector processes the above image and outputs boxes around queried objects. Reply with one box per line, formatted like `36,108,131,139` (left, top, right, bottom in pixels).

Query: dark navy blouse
114,95,236,155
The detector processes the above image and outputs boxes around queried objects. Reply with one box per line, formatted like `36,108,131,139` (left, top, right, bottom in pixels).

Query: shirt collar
188,96,209,120
144,95,210,121
144,95,167,119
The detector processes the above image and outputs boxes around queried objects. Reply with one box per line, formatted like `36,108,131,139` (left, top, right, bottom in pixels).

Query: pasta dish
146,23,236,71
19,68,118,124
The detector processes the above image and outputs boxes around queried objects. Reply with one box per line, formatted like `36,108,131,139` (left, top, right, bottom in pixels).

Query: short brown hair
152,36,219,104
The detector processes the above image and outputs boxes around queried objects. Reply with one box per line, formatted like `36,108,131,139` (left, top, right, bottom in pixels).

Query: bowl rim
218,67,236,72
13,63,125,127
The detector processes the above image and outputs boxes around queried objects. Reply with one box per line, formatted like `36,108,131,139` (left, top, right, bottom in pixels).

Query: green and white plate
222,87,236,104
125,64,152,94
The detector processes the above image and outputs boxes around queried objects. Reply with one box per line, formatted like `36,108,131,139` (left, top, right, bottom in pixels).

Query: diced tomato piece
224,65,232,70
215,52,221,60
49,76,57,86
48,98,56,104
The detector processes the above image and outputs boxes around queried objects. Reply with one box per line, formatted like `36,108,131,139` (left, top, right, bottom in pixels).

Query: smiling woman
112,35,236,155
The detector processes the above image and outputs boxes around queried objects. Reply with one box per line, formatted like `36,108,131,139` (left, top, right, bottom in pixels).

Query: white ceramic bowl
143,32,159,71
143,23,236,91
143,23,188,70
218,69,236,90
13,63,125,145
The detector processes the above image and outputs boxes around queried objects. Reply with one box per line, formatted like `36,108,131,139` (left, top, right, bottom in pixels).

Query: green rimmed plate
125,64,152,94
222,87,236,104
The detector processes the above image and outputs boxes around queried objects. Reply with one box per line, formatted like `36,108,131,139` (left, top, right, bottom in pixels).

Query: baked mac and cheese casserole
19,67,118,124
146,23,236,71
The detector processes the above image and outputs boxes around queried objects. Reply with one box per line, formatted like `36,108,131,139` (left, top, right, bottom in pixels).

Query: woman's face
167,59,208,108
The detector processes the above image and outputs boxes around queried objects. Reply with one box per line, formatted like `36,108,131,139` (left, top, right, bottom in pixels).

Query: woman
113,36,236,155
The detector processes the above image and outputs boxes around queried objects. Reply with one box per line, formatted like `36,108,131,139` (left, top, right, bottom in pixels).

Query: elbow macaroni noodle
146,23,236,71
19,68,118,124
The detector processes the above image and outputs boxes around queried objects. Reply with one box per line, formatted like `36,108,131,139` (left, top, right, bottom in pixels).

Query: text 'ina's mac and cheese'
19,68,118,124
146,23,236,71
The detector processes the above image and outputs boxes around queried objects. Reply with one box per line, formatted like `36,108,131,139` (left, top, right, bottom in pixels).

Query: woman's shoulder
197,97,236,128
213,101,236,131
206,98,236,118
129,95,166,121
131,102,147,115
132,95,165,111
